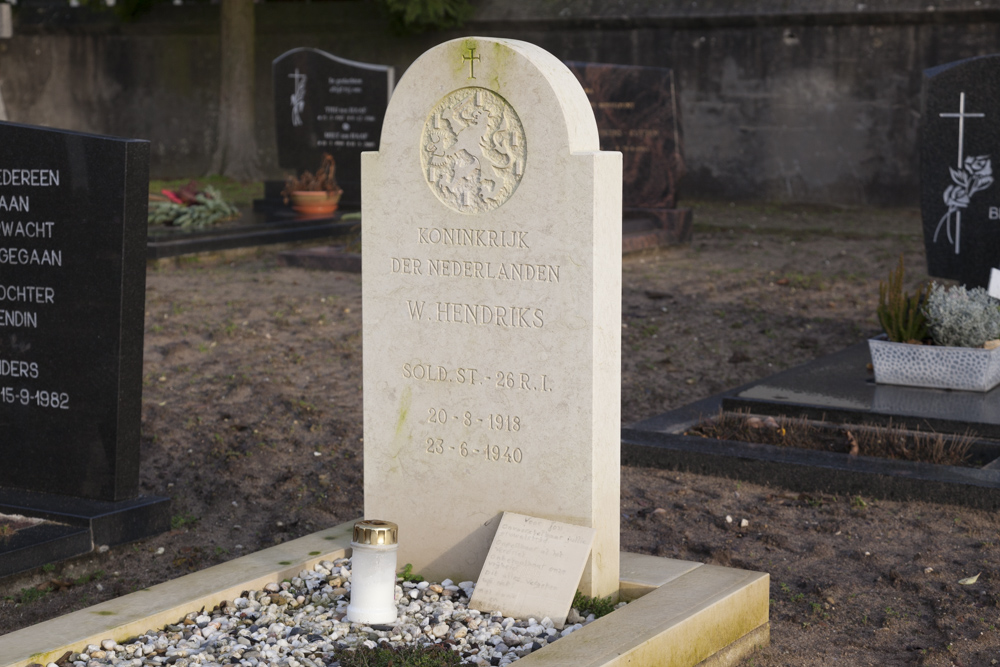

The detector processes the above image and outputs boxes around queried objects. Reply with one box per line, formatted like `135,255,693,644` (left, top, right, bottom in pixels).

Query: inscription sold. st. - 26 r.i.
401,363,552,392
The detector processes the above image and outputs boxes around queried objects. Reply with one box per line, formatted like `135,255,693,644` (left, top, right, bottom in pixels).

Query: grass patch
571,591,616,619
171,513,200,530
397,563,424,583
334,644,461,667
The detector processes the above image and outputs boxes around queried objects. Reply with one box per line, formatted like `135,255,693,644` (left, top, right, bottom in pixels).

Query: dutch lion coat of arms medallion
421,87,527,214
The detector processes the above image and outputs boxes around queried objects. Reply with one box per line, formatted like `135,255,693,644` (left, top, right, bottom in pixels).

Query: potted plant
282,153,343,217
870,254,1000,391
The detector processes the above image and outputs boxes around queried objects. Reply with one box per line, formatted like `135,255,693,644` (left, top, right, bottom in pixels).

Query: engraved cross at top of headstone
940,92,985,168
937,92,986,254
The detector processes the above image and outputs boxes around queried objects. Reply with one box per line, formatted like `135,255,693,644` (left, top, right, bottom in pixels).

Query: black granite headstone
566,61,692,249
0,122,168,551
273,48,394,209
921,55,1000,289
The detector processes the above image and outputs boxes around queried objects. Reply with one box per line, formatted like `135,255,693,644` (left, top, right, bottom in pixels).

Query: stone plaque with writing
273,48,394,208
470,512,596,628
921,55,1000,288
362,37,621,597
0,121,149,501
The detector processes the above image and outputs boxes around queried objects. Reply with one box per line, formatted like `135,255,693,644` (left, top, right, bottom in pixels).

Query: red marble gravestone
566,62,692,252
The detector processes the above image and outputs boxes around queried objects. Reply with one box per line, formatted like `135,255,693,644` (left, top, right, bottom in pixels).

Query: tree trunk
209,0,260,181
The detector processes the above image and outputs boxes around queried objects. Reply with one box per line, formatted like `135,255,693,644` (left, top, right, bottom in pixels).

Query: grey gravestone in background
921,55,1000,289
273,48,394,208
0,121,168,546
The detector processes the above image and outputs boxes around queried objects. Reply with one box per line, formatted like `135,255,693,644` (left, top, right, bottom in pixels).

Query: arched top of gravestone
375,37,599,215
924,53,1000,80
381,37,598,154
272,47,394,75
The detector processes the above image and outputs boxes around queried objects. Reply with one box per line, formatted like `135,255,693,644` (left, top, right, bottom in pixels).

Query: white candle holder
346,519,399,625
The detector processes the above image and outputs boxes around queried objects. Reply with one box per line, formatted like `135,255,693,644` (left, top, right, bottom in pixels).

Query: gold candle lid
352,519,398,546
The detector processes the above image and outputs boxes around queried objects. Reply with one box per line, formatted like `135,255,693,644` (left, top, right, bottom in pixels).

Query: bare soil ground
3,202,999,666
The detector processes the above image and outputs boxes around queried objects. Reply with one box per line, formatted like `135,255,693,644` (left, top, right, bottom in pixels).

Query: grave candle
346,519,399,624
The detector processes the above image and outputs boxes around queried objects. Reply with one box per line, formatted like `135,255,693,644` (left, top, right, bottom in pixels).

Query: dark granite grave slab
0,521,91,579
273,48,393,209
147,213,359,260
721,342,1000,439
566,61,692,248
623,342,1000,509
0,121,168,549
0,487,170,547
921,55,1000,288
1,121,147,501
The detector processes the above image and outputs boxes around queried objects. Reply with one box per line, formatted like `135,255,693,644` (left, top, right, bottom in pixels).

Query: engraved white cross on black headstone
940,92,985,168
938,92,986,254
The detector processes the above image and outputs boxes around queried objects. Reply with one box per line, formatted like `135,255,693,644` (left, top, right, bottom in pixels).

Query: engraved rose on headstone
935,153,994,253
421,87,527,214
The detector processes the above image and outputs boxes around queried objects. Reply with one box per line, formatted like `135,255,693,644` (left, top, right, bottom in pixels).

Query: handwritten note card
469,512,596,628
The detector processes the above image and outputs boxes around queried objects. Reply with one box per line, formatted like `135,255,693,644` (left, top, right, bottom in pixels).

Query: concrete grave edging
0,520,768,667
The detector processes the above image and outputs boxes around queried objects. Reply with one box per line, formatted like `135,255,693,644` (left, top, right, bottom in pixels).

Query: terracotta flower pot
290,190,341,217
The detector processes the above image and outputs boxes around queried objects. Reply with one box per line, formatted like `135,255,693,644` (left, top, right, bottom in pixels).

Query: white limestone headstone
362,36,622,597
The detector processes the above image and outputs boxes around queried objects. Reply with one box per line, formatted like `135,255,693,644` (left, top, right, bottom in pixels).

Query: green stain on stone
483,41,513,92
394,386,412,439
278,561,292,566
309,551,321,556
93,611,116,616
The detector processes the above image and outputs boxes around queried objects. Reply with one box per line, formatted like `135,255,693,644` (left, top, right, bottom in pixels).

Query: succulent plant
877,254,928,343
924,282,1000,348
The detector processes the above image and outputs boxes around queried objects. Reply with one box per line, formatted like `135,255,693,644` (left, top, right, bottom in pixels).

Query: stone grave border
146,217,358,260
0,519,768,667
624,346,1000,510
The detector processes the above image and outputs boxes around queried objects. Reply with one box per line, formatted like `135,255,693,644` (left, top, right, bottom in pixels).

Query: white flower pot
869,335,1000,392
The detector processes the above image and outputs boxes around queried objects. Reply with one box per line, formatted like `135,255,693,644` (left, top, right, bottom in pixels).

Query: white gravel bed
54,558,620,667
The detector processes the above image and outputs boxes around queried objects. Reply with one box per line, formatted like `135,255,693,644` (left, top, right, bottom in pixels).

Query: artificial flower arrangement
148,181,240,230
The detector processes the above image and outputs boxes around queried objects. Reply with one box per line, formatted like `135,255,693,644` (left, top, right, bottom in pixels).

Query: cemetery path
3,202,998,665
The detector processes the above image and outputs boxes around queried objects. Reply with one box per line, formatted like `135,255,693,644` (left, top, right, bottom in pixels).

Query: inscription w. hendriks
406,300,544,328
419,227,528,249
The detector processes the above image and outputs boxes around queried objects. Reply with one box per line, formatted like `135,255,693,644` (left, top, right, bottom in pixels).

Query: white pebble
58,556,624,667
